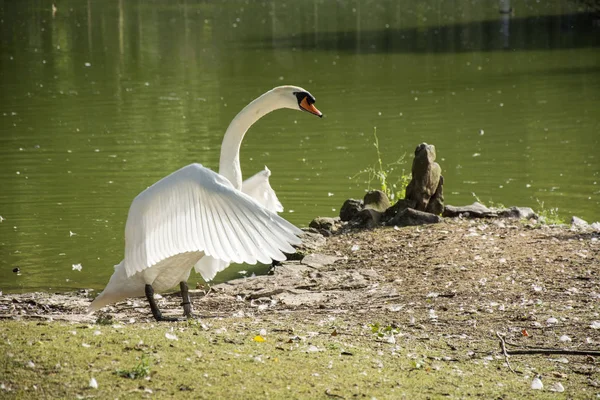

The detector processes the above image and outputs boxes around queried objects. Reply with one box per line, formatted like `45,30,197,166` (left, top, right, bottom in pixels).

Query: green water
1,0,599,293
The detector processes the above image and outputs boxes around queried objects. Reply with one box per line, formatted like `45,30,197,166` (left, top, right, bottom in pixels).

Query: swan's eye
293,91,316,105
293,91,322,117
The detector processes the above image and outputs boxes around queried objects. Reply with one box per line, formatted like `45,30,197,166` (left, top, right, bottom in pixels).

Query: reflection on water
0,0,598,293
264,11,599,53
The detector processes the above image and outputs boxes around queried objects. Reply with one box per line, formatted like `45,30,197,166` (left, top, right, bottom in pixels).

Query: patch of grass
369,322,399,339
354,128,411,201
534,198,566,225
471,193,568,226
0,317,586,399
471,192,505,209
115,354,151,379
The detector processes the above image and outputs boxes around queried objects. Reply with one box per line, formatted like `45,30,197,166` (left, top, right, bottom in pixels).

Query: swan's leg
145,284,179,322
268,260,281,275
180,281,193,317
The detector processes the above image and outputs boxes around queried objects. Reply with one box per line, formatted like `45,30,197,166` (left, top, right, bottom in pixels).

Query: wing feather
200,190,217,258
236,205,286,261
222,196,275,264
209,195,245,264
123,163,301,277
206,193,234,261
215,198,260,264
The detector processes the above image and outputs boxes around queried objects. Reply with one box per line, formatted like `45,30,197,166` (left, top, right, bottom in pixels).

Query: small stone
386,208,441,227
571,216,589,228
497,207,538,219
363,190,391,213
339,199,363,221
443,202,495,218
355,208,383,228
301,253,339,269
309,217,339,232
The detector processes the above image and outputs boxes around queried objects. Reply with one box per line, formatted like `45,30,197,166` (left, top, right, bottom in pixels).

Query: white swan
88,86,322,321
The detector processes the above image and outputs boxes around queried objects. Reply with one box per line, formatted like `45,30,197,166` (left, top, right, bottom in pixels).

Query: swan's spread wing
241,166,284,213
123,163,302,278
194,167,283,282
195,167,283,282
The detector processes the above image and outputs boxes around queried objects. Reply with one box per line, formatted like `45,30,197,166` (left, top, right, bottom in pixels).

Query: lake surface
1,0,599,293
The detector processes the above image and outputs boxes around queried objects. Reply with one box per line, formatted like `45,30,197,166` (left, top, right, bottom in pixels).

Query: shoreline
1,215,599,398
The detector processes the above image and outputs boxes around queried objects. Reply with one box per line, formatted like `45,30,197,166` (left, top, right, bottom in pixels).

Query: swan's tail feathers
87,260,135,314
87,291,114,314
194,256,230,282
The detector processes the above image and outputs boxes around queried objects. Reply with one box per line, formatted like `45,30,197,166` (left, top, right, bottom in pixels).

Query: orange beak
300,97,323,118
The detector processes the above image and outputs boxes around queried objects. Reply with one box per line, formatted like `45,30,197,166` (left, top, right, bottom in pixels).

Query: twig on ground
325,388,345,399
496,332,517,374
502,337,600,356
506,349,600,356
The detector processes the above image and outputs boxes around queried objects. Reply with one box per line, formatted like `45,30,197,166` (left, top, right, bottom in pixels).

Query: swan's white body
89,86,321,313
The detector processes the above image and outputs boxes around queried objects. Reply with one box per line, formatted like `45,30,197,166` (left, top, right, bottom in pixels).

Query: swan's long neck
219,90,284,190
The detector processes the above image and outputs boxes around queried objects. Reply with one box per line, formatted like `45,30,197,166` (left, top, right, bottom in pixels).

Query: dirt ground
2,216,599,393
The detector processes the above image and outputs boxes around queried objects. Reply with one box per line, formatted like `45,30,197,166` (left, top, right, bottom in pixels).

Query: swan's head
273,85,323,118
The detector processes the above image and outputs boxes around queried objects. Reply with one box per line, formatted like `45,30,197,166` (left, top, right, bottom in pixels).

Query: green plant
534,198,565,225
471,192,505,209
369,322,399,339
115,354,152,379
326,342,341,351
354,128,411,201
